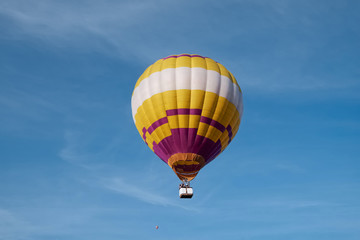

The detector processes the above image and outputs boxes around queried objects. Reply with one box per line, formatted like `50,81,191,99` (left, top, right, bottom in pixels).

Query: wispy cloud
59,128,132,169
0,0,316,62
0,0,176,61
275,163,305,173
2,0,358,93
59,130,93,167
241,198,339,209
202,195,359,237
0,206,140,239
102,177,196,211
0,208,35,240
59,129,196,211
0,81,109,138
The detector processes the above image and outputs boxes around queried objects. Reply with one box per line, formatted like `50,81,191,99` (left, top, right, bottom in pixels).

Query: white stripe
131,67,243,119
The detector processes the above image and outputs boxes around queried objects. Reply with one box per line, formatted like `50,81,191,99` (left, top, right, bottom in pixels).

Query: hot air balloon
131,54,243,198
155,225,159,230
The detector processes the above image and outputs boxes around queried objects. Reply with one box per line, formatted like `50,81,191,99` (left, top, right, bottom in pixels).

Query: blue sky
1,0,359,239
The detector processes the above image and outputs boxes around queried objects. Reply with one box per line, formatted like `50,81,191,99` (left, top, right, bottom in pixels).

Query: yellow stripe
134,54,241,90
134,91,167,149
145,131,154,150
229,111,240,130
219,131,230,151
167,115,201,129
232,118,241,137
200,91,239,129
133,89,241,147
197,122,223,143
134,93,167,129
150,124,172,144
135,90,239,129
220,113,241,151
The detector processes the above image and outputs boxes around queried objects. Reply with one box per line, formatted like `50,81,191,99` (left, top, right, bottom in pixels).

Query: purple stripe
146,109,228,167
207,140,222,161
152,128,222,165
166,108,202,116
226,125,233,144
200,116,226,132
148,117,168,134
162,54,207,60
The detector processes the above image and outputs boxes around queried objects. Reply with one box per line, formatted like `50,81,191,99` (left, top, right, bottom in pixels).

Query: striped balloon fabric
131,54,243,181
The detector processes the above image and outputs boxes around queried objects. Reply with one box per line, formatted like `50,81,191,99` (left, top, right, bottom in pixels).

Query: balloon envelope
131,54,243,181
